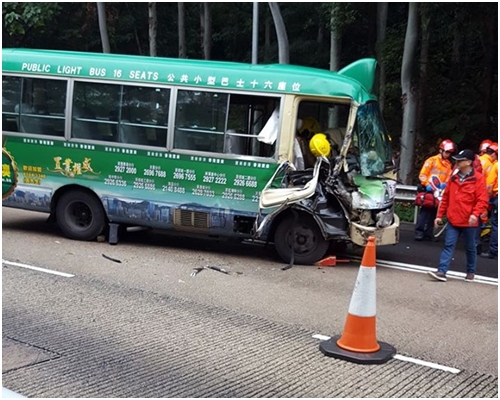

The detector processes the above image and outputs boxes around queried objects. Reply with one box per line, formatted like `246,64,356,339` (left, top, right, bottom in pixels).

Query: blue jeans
489,195,498,255
438,224,477,274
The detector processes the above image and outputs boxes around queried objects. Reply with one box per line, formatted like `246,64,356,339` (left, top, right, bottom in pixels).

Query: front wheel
56,190,106,241
274,213,329,265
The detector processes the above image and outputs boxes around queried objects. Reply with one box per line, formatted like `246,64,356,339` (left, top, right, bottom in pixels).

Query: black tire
56,190,106,241
274,213,329,265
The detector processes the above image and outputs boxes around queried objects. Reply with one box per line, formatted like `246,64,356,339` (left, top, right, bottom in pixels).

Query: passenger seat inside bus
14,103,38,133
325,127,345,155
72,106,99,140
119,122,150,145
224,129,246,155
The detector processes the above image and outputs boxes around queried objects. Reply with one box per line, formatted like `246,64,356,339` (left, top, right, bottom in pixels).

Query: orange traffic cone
319,236,396,364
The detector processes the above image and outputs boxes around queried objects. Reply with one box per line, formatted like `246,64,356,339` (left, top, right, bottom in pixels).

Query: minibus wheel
274,213,329,265
56,190,106,241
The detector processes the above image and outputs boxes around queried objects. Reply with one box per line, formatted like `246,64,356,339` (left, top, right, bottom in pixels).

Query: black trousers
415,206,438,238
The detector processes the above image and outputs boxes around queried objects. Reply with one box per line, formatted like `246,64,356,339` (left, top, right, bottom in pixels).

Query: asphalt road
2,207,498,398
376,221,498,279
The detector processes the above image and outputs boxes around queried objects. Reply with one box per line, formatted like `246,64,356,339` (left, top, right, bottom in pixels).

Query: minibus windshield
355,102,393,177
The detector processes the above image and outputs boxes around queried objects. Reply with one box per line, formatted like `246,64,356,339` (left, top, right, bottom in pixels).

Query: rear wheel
274,214,329,265
56,190,106,241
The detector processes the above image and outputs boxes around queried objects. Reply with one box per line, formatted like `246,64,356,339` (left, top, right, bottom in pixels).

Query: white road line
312,334,332,341
346,256,498,286
393,354,460,373
313,334,461,373
376,259,498,286
2,259,74,278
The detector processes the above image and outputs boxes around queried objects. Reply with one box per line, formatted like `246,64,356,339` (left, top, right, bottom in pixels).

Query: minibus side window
4,77,66,137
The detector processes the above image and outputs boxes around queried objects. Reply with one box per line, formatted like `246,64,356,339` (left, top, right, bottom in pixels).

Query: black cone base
319,335,396,365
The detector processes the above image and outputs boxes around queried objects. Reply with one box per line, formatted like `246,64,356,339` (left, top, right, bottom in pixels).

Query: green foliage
394,202,415,223
1,2,497,175
3,2,60,35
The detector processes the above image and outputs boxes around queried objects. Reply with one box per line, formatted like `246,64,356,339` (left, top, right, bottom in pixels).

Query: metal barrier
395,184,418,224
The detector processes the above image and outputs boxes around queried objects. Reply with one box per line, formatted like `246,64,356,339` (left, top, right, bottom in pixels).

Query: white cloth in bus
257,109,279,145
325,127,345,150
293,138,305,170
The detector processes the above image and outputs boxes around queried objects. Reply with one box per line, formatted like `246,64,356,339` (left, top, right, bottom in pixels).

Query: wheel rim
65,201,93,231
288,225,318,255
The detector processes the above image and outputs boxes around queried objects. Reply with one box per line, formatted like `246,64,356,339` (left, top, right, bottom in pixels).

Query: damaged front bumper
350,213,400,246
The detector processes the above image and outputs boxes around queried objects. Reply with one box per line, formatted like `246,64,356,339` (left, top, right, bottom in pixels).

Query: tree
329,6,341,72
399,3,419,185
376,3,388,113
148,2,157,57
3,2,60,46
416,4,430,142
268,2,289,64
178,2,186,58
200,2,212,60
96,2,110,53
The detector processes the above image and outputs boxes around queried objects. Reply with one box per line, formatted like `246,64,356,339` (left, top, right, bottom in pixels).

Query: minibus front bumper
349,213,400,246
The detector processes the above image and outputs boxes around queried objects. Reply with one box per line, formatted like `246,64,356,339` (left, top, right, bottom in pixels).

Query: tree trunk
317,24,323,46
96,2,110,53
252,2,259,64
416,5,430,142
376,2,388,113
268,2,289,64
451,7,462,80
399,3,419,185
200,2,211,60
178,2,186,58
148,2,157,57
329,13,341,72
481,14,495,137
264,15,271,62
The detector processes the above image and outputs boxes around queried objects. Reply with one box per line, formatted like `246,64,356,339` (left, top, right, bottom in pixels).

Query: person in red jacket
428,149,489,282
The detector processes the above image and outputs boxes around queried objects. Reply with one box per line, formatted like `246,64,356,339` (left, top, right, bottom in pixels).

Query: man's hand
469,215,478,226
434,218,443,228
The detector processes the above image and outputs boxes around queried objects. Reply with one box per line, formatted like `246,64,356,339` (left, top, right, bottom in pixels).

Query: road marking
346,256,498,286
376,259,498,286
393,354,460,373
312,334,331,341
313,334,461,373
2,259,74,278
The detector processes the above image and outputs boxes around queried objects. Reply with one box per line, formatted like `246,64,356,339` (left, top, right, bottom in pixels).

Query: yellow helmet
309,133,331,157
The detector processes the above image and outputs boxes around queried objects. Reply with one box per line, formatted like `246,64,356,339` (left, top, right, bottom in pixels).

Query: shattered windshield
354,102,393,176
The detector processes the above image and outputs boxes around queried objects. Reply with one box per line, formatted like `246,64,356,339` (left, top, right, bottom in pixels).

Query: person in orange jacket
480,142,498,259
428,149,489,282
415,139,456,241
478,139,493,172
475,139,494,254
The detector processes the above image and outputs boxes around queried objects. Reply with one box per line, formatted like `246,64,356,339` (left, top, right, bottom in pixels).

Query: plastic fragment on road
315,255,350,267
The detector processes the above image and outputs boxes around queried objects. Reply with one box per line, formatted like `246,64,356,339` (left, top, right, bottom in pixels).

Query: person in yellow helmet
296,117,322,168
309,133,331,158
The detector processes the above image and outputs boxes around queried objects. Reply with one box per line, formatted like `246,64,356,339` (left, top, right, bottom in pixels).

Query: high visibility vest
419,155,452,188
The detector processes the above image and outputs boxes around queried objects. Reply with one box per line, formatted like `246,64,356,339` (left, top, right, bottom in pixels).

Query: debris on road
315,255,350,267
102,254,122,263
190,265,242,277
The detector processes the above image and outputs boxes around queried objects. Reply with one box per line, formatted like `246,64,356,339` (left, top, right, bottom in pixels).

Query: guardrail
395,184,418,223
